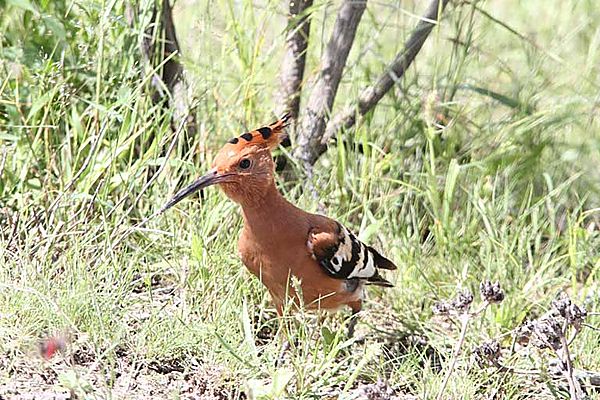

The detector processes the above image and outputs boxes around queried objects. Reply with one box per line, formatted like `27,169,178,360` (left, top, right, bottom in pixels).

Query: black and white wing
307,221,396,287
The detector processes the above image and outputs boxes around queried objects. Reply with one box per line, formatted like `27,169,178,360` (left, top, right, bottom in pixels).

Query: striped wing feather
308,222,396,287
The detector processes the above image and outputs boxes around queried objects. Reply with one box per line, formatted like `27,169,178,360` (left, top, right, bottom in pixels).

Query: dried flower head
515,320,535,346
348,379,401,400
480,280,505,304
551,293,587,329
432,301,452,315
432,290,474,315
530,318,562,350
473,340,501,368
451,290,474,312
547,357,568,376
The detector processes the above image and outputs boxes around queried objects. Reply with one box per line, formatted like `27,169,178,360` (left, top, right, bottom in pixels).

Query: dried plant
432,284,600,400
434,281,504,400
470,292,595,400
473,340,501,368
479,280,505,304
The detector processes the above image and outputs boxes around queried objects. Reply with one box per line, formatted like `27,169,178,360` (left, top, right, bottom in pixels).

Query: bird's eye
239,158,251,170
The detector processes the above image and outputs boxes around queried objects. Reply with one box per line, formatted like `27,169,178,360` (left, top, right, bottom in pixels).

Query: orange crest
223,114,289,152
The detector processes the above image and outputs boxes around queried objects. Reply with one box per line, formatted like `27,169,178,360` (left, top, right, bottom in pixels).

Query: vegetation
1,0,599,398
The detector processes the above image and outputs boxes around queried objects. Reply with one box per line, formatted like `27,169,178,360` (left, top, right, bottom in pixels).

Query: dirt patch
0,351,238,400
346,379,416,400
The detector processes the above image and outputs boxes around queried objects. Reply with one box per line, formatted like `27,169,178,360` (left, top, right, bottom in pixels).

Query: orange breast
237,227,362,313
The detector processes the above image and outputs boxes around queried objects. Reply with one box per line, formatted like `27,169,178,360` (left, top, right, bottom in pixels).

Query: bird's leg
347,300,362,339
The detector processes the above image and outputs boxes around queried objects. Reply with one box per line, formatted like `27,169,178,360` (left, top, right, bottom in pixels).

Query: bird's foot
347,317,358,339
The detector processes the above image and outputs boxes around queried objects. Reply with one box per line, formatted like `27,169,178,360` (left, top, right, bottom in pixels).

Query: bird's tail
367,245,397,270
366,271,394,287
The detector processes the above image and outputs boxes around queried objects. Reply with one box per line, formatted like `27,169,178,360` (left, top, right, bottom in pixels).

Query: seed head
473,340,501,368
432,290,474,315
451,290,474,312
349,379,400,400
530,318,563,350
551,292,587,329
432,301,451,315
515,320,535,346
479,280,505,304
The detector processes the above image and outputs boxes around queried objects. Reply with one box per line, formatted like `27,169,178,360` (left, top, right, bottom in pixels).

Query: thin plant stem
559,321,582,400
436,312,470,400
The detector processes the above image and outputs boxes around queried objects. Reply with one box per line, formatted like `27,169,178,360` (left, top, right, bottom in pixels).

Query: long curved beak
160,170,227,213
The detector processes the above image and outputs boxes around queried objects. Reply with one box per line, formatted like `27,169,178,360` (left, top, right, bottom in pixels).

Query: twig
435,299,489,400
566,327,580,347
495,362,600,389
558,321,583,400
307,0,451,166
278,0,314,125
495,363,541,376
294,0,367,168
573,368,600,388
582,323,600,331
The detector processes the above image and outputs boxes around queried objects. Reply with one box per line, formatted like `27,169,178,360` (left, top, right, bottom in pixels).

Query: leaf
358,219,383,242
27,89,54,122
247,378,270,400
335,128,347,189
442,158,460,226
241,298,257,356
6,0,37,13
271,368,294,398
246,369,293,400
457,84,531,112
70,106,84,142
321,325,335,348
58,370,79,390
0,133,19,142
43,15,67,41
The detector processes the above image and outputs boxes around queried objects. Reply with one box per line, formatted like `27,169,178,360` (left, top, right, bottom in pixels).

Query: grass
1,0,599,398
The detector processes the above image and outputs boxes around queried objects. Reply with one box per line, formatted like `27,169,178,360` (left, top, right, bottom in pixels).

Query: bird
160,115,396,337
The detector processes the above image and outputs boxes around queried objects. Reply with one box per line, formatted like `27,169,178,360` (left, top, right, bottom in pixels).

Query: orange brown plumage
161,116,396,335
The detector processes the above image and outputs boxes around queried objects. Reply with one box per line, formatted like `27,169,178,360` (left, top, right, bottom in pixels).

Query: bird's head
160,115,288,211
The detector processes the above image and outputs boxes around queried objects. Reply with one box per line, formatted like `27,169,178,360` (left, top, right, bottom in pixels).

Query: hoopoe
161,116,396,337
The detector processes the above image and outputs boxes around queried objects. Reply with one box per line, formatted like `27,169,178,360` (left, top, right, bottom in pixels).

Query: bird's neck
239,182,300,240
